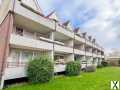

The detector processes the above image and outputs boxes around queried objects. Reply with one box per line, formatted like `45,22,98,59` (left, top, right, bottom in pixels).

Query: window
9,50,20,62
93,59,96,64
16,27,23,36
54,56,58,61
60,56,64,59
34,52,47,57
36,33,50,40
22,51,33,62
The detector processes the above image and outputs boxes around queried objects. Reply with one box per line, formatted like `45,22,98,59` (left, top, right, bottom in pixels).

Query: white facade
0,0,105,88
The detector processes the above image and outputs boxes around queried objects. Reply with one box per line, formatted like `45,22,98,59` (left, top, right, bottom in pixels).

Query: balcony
97,54,102,58
94,44,102,51
74,49,85,55
54,64,66,73
56,24,74,39
86,52,92,56
93,53,97,57
54,44,73,54
14,0,55,32
10,34,53,51
4,66,26,80
75,35,85,43
5,62,66,80
86,40,93,46
101,55,105,58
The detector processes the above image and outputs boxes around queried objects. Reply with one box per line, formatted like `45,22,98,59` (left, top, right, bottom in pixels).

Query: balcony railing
10,34,53,50
15,0,55,30
74,49,85,55
6,62,27,68
86,52,92,56
54,64,66,72
56,24,74,39
54,44,73,53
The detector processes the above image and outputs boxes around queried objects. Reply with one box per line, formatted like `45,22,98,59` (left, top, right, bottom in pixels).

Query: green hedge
65,61,81,76
27,56,54,83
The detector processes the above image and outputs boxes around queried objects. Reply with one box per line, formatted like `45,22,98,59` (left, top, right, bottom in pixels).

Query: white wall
64,39,74,47
10,34,53,50
4,67,26,80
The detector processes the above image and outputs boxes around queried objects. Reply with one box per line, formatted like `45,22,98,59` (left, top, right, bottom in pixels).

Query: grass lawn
4,67,120,90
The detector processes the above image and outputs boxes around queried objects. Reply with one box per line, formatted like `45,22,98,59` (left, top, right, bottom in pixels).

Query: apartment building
0,0,105,88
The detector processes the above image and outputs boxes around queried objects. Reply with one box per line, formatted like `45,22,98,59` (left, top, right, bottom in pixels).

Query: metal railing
6,62,27,68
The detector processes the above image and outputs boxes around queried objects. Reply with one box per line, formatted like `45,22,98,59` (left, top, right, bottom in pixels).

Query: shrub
101,61,108,67
27,56,54,83
66,61,81,76
85,65,96,72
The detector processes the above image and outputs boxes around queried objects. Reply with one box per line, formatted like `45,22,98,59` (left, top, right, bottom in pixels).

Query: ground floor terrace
3,48,104,81
4,67,120,90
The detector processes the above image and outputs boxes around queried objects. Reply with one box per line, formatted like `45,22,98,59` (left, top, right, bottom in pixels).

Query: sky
0,0,120,53
37,0,120,54
0,0,119,54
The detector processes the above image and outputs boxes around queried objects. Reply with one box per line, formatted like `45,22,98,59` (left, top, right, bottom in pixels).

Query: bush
66,61,81,76
27,56,54,83
84,65,96,72
101,61,108,67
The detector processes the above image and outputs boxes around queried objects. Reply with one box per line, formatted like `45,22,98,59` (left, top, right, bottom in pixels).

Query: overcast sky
37,0,120,54
0,0,119,53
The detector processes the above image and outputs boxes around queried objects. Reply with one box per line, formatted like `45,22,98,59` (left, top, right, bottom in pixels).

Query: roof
46,11,59,21
21,0,43,15
62,20,73,31
74,27,80,33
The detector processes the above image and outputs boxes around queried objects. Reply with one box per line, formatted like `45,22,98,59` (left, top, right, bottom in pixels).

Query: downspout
97,48,99,65
73,33,75,61
52,19,57,62
92,42,94,64
52,20,57,75
53,20,57,61
85,38,87,68
100,48,103,65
